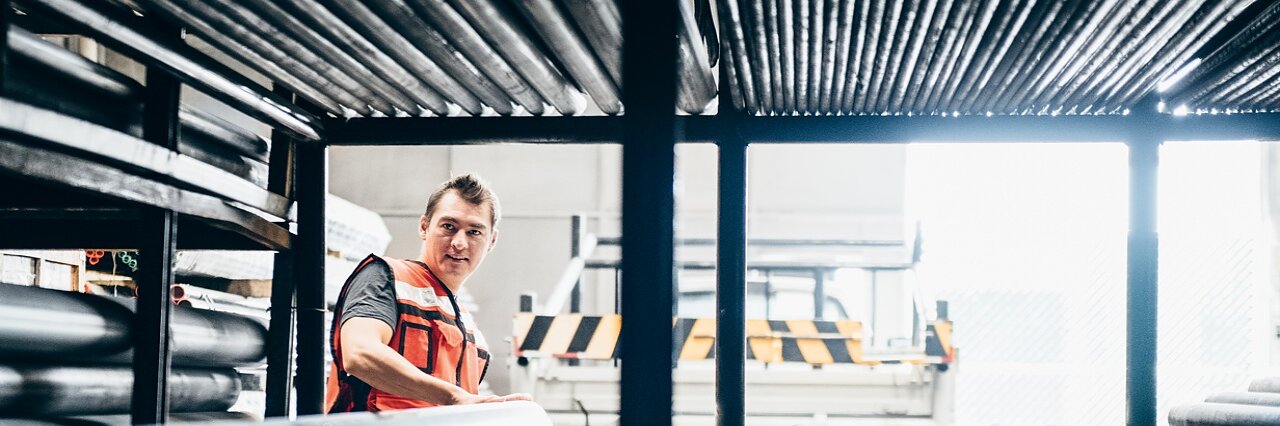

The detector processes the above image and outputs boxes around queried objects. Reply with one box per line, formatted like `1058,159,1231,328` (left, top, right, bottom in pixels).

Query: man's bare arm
340,317,530,405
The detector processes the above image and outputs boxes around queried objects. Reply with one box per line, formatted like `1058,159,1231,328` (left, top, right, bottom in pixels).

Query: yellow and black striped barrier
513,313,953,366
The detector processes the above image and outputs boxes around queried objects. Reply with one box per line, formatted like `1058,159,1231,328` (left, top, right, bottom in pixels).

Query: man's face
419,191,498,288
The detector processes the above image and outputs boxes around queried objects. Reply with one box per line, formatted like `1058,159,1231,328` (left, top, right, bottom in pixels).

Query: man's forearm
344,340,467,405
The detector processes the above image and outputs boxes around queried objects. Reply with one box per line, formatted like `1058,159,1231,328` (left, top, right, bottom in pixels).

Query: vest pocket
397,322,437,374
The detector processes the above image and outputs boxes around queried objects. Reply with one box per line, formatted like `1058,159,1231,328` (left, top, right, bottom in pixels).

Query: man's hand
451,391,534,404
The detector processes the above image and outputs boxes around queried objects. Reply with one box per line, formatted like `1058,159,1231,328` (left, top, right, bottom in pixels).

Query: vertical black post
293,139,327,415
813,269,825,319
570,214,583,314
620,0,678,425
132,20,181,424
265,87,298,418
716,125,747,426
1127,98,1161,426
0,0,9,96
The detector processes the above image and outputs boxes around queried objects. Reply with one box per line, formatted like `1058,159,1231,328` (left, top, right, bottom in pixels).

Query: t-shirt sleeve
339,259,398,329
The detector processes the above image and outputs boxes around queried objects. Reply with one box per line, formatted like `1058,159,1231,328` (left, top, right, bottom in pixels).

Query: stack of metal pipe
717,0,1260,116
1163,1,1280,113
1168,377,1280,425
4,25,271,187
110,0,715,116
0,283,265,419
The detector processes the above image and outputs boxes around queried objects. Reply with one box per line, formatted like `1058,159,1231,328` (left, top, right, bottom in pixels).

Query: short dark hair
424,174,501,228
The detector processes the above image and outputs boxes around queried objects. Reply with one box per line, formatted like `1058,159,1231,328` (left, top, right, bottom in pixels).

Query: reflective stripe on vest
325,255,491,413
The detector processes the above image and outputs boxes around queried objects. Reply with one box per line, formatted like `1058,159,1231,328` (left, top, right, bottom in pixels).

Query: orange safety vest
325,255,491,413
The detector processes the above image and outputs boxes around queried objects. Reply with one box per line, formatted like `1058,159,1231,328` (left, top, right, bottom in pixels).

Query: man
326,174,530,412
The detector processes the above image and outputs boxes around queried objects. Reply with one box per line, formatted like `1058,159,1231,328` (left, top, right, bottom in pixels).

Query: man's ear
488,229,499,251
419,215,429,238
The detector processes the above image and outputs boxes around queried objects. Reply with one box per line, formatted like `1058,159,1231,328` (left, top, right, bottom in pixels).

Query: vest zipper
439,283,467,387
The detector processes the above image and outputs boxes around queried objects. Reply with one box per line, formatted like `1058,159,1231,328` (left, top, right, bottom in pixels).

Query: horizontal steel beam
325,113,1280,145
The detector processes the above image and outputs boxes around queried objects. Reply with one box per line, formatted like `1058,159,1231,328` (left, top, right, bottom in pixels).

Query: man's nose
450,233,467,250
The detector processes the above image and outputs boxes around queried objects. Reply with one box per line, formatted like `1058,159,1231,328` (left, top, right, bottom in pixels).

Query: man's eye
468,230,483,236
442,223,456,231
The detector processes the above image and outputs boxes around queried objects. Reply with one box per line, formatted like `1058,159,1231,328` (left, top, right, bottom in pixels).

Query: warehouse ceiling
101,0,1280,117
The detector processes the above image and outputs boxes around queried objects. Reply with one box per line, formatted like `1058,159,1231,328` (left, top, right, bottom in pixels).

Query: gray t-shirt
339,258,398,329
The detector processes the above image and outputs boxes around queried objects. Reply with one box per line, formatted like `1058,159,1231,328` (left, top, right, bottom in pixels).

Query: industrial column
265,87,299,418
716,122,748,426
619,0,679,425
293,132,328,415
132,20,182,425
1127,99,1161,426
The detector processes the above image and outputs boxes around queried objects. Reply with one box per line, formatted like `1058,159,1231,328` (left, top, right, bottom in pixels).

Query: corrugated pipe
1168,403,1280,426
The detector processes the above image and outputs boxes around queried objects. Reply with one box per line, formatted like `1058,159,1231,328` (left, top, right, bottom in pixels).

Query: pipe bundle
1168,377,1280,425
0,283,263,417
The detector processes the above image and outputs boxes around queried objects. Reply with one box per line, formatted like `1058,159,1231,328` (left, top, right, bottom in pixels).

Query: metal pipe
1250,376,1280,393
513,0,621,114
764,0,785,113
363,0,515,115
865,0,904,114
1193,45,1280,108
0,364,239,416
1207,392,1280,407
920,0,976,114
1059,0,1186,109
721,37,748,113
796,0,810,113
874,0,914,113
180,107,269,161
839,0,871,113
901,0,952,114
779,0,795,113
745,0,775,112
15,0,323,140
815,0,838,114
1127,108,1160,426
132,0,360,116
999,0,1111,113
885,0,934,113
976,0,1065,113
880,0,921,112
1154,1,1280,100
274,0,447,115
853,0,885,114
410,0,545,115
1095,0,1214,109
1172,19,1280,109
957,0,1040,113
1227,73,1280,111
1029,0,1141,110
6,26,139,101
1168,403,1280,426
933,0,998,114
677,0,716,114
827,0,854,113
226,0,421,115
926,0,989,114
175,0,395,116
446,0,584,115
0,283,269,367
715,130,748,426
319,0,484,115
717,0,758,113
560,0,621,87
953,0,1029,113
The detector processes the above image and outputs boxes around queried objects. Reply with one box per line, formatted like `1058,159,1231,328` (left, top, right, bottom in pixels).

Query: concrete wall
329,143,907,394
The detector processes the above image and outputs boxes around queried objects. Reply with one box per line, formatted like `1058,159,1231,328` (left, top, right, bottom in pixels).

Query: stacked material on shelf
4,26,271,187
1169,376,1280,425
0,283,263,419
